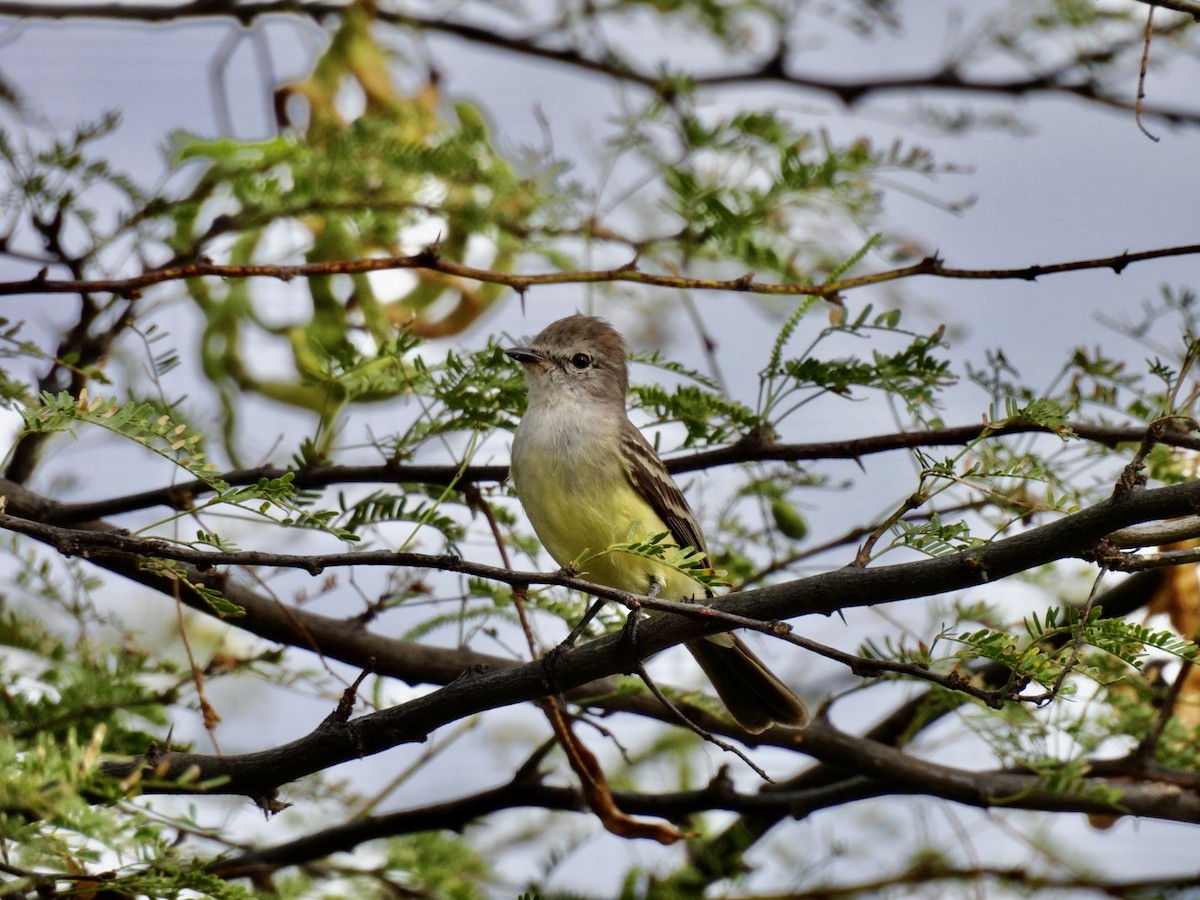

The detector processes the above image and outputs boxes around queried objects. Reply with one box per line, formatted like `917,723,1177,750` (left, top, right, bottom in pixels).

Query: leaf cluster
949,605,1197,698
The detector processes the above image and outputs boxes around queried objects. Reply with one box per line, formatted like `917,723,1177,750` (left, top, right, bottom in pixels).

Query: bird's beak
505,346,549,367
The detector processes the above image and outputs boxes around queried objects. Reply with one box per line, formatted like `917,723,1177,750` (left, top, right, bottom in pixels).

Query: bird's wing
618,419,711,568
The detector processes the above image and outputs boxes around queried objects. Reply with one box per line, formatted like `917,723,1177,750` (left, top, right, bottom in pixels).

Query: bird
506,314,809,733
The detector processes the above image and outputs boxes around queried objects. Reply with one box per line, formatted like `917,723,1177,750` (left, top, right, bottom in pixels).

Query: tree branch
116,698,1200,825
1,474,1197,794
0,479,521,689
5,464,1200,714
0,2,1195,125
3,244,1200,301
688,570,1172,884
209,748,1200,886
1129,0,1200,19
6,474,1200,858
0,503,1132,715
37,419,1200,524
5,466,1200,614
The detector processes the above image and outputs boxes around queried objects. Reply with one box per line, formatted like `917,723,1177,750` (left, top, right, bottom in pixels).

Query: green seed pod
770,498,808,540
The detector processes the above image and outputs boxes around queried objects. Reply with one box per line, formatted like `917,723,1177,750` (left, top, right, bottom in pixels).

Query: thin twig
1133,659,1193,763
469,485,686,842
172,576,222,753
1044,569,1108,702
1135,5,1161,141
622,604,775,780
1095,544,1200,572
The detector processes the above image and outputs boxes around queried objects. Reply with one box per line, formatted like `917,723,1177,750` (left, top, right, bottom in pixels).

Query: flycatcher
506,314,809,733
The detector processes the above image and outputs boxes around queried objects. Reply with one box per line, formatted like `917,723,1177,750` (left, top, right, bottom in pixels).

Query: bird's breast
510,405,701,599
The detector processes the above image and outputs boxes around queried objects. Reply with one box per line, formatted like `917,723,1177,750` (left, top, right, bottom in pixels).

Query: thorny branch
2,243,1200,301
205,761,1200,888
0,503,1117,712
5,467,1200,619
4,475,1200,805
36,418,1200,524
689,571,1175,881
3,472,1200,883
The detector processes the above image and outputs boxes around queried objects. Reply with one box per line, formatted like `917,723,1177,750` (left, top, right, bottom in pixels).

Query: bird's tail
686,635,810,734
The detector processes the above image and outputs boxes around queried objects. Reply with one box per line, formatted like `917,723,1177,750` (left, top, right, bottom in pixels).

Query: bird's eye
570,352,592,369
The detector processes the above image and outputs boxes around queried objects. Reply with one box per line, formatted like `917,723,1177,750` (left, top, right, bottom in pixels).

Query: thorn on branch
327,661,374,725
1081,537,1123,568
449,663,491,684
143,737,167,768
761,41,788,79
1111,417,1192,501
512,741,555,784
618,601,644,674
835,83,868,106
708,764,737,799
621,608,775,782
253,791,291,818
413,245,440,267
850,659,883,678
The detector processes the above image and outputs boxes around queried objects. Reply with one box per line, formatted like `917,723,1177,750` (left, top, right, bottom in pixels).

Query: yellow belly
512,435,703,601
